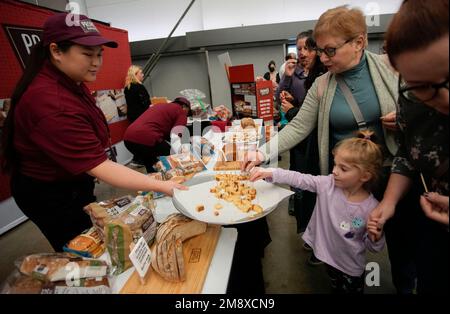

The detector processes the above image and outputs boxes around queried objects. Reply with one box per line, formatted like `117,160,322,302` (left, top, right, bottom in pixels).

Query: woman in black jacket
124,65,150,123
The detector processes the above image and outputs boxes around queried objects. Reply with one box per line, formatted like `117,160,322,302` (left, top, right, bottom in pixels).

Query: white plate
172,179,293,225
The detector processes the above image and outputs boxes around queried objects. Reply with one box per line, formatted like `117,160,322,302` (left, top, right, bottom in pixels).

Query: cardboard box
228,64,274,121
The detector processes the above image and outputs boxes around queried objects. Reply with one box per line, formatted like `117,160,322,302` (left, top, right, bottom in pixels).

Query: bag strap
336,75,368,131
317,72,330,100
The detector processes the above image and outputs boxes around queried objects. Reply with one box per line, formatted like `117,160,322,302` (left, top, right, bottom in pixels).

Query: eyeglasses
314,38,354,58
399,75,449,102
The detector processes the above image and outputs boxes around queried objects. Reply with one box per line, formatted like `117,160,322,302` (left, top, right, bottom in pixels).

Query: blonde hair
124,65,143,89
314,5,368,47
332,130,383,191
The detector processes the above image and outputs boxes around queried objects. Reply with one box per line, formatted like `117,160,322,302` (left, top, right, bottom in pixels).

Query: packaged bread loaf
83,195,135,238
84,195,157,275
84,195,156,240
105,202,157,274
17,253,108,282
1,270,110,294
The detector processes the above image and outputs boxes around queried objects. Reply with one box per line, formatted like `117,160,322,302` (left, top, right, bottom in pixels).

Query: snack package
155,152,206,177
63,227,105,258
164,168,185,181
212,105,232,121
179,89,211,119
1,270,110,294
16,253,108,282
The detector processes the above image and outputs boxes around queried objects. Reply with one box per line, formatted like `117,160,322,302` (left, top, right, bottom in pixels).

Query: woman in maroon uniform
1,13,186,251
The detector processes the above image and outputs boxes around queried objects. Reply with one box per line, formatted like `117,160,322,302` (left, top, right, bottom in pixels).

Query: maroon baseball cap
173,97,191,108
43,13,118,48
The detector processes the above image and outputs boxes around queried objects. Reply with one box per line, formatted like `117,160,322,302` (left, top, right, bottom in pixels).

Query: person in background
274,52,297,124
1,13,186,251
280,31,327,122
263,60,280,87
124,65,150,166
242,6,419,294
369,0,448,294
124,65,150,123
123,97,191,173
250,131,385,294
275,31,313,107
278,31,327,264
279,52,297,79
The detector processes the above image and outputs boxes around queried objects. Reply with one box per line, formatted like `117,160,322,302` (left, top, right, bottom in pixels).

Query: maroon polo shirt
124,103,187,147
13,61,109,181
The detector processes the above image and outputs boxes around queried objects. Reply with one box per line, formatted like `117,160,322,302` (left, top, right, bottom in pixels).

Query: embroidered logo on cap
79,20,99,33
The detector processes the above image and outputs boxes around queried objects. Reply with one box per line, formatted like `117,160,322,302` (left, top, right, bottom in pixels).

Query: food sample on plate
210,174,262,214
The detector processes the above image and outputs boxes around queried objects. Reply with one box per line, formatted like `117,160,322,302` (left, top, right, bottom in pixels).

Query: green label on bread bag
106,224,125,274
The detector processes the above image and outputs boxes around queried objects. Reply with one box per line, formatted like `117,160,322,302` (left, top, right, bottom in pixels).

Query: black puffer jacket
124,83,150,123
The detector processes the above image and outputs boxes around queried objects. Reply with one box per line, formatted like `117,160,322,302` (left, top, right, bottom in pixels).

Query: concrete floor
0,152,395,293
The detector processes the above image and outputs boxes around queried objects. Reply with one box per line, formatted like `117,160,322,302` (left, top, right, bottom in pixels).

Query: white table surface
107,196,238,294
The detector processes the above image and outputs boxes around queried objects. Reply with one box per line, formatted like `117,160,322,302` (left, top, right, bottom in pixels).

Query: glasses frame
314,37,355,58
399,75,449,102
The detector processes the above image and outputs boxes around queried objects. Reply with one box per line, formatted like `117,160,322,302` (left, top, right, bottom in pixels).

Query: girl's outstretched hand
249,167,274,182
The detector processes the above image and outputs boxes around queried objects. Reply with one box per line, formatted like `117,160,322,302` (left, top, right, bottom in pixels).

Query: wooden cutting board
120,225,221,294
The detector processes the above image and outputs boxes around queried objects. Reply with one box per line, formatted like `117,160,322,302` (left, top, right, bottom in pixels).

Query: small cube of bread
252,204,263,213
196,205,204,212
214,203,223,210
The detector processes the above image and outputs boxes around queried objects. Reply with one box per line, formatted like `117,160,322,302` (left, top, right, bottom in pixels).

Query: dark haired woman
1,13,186,251
369,0,448,294
263,60,280,86
276,31,327,263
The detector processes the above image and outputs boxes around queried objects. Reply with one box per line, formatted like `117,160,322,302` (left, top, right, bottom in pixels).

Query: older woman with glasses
242,5,421,294
369,0,448,294
243,5,398,176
